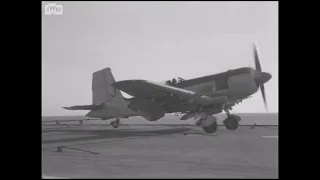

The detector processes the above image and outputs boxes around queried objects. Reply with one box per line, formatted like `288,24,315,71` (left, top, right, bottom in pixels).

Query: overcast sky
42,1,278,116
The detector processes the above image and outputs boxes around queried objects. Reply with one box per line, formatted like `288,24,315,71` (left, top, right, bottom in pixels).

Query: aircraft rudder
92,67,125,105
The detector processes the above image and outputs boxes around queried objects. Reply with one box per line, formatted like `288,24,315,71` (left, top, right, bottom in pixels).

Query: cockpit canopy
160,77,185,86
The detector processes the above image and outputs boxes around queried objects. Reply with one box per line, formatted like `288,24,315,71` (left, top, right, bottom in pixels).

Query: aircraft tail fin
92,67,125,104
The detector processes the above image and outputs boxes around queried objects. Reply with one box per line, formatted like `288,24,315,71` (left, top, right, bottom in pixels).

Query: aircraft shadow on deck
42,127,193,144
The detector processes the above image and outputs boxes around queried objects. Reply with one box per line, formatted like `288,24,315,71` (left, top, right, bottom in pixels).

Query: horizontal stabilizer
62,104,103,111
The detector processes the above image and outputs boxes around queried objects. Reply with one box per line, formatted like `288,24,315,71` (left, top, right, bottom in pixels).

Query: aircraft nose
255,72,272,85
261,72,272,83
259,72,272,84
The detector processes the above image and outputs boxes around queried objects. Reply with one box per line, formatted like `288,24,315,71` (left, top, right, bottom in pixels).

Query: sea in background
42,113,278,126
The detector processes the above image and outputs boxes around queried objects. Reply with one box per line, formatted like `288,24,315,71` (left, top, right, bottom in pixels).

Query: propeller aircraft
63,43,272,134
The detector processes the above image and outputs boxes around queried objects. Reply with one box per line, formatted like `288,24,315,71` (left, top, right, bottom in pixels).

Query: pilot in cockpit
171,78,177,84
166,78,181,86
166,78,175,86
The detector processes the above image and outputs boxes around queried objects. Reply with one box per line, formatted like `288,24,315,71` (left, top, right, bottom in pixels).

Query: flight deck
42,121,278,178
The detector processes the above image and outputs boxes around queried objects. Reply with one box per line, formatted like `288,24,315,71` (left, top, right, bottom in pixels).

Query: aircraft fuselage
174,67,259,98
86,67,271,119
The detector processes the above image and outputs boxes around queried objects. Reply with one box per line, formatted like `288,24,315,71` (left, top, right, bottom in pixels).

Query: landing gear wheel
111,118,120,128
223,115,240,130
202,120,218,133
201,115,218,134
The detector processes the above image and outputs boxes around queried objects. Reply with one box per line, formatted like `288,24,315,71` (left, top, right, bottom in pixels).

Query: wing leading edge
112,80,228,106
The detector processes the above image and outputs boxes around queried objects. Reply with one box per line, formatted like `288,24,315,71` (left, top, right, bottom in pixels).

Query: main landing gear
223,109,241,131
110,118,120,128
195,112,218,134
194,109,241,134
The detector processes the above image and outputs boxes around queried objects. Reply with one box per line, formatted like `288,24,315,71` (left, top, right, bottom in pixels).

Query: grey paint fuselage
86,67,265,119
170,67,260,101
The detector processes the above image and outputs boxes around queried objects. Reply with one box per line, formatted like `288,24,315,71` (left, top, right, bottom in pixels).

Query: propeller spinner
252,43,272,111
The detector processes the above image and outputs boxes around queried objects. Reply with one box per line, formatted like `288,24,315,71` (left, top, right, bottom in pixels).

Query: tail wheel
111,121,119,128
111,119,120,128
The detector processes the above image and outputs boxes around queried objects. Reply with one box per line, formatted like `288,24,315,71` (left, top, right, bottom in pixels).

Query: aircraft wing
224,96,253,110
112,80,228,106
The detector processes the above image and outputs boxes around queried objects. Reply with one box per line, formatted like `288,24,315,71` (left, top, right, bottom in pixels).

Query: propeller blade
260,84,268,111
253,43,262,72
253,43,269,112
